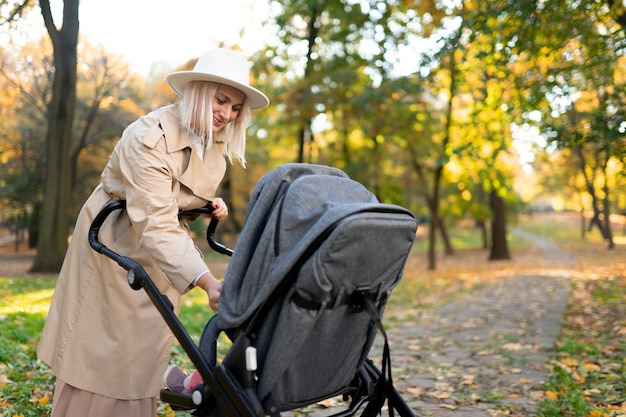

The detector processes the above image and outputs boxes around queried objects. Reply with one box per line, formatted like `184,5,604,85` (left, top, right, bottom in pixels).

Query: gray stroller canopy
219,163,383,328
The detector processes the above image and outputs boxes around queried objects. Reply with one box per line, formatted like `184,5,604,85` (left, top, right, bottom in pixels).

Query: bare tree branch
0,0,33,26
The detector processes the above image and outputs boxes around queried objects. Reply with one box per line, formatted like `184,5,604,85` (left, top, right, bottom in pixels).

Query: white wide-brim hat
166,48,270,110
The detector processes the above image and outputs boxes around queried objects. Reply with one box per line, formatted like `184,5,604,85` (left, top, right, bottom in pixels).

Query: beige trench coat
37,104,227,400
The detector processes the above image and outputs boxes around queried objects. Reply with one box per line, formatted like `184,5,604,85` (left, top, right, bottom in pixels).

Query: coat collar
153,104,190,153
146,104,226,203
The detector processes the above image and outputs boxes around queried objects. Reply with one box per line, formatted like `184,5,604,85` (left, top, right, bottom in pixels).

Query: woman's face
212,85,246,132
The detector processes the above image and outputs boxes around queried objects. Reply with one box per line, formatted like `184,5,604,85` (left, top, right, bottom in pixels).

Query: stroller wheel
192,389,203,405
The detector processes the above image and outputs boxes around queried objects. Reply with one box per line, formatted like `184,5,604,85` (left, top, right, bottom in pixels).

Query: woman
37,48,269,417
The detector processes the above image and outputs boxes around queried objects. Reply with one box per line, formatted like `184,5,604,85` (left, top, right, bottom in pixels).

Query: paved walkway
389,229,572,417
288,229,573,417
391,273,570,416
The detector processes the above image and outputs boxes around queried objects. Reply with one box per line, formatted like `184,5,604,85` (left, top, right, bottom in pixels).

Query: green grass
0,277,217,417
0,278,56,417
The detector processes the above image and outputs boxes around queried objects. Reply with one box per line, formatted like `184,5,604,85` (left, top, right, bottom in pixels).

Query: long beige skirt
50,379,158,417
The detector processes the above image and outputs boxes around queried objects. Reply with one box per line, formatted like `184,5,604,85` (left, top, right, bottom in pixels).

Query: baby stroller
89,163,418,417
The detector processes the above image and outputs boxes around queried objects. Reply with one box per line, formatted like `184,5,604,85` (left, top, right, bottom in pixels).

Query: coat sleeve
117,119,210,294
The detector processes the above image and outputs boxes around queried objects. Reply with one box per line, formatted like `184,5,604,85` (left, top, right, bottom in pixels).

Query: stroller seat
89,163,418,417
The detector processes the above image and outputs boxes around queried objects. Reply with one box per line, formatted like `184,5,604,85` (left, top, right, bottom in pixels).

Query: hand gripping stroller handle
89,200,233,259
88,201,254,417
179,206,234,256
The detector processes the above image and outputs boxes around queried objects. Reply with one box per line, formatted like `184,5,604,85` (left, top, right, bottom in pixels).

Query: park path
391,273,570,416
387,228,572,417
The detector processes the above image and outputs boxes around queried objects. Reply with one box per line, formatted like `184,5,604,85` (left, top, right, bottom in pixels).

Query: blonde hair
178,81,252,166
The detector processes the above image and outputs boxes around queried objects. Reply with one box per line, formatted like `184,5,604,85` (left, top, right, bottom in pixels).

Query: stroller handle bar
88,200,233,258
87,200,255,417
181,207,234,256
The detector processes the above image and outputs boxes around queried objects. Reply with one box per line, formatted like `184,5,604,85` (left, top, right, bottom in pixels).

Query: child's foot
164,365,188,393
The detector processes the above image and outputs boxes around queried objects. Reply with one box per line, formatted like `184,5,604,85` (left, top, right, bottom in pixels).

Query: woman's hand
196,272,222,312
210,198,228,221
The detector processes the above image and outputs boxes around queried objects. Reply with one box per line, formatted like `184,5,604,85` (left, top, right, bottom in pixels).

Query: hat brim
166,71,270,110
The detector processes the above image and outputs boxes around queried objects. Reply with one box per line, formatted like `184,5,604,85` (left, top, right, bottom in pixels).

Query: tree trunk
587,212,608,238
28,202,41,249
575,146,610,240
426,47,456,269
13,227,20,254
427,203,438,271
295,4,321,164
427,164,444,270
477,220,488,249
439,220,454,255
297,126,306,163
31,0,79,272
602,183,615,249
488,190,511,261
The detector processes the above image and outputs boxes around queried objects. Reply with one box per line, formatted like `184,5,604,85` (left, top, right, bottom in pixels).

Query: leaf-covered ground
539,276,626,417
388,212,626,416
1,212,625,417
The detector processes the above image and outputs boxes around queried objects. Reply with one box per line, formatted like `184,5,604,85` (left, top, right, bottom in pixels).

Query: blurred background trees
0,0,624,272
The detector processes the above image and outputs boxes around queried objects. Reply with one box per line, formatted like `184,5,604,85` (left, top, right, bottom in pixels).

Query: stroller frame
89,200,258,416
89,182,417,416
